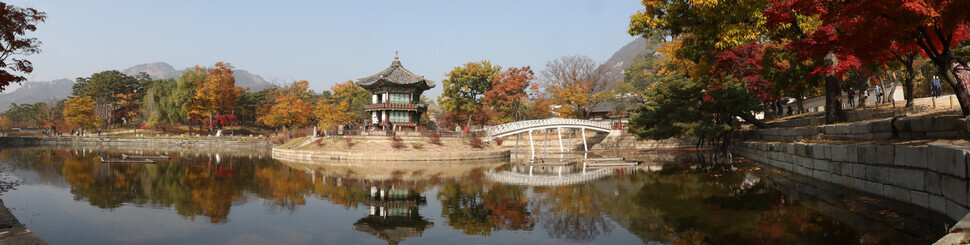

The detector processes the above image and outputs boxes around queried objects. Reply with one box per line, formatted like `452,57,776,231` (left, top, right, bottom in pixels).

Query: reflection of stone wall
735,141,970,221
0,136,275,150
272,147,509,162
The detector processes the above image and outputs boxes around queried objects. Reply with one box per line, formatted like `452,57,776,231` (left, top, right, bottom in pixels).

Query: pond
0,146,950,244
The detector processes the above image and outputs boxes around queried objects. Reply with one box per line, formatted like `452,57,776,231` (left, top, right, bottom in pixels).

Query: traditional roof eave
356,56,436,90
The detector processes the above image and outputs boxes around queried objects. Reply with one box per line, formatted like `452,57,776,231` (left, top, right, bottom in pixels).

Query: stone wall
0,136,276,150
734,141,970,221
739,115,969,142
272,147,510,163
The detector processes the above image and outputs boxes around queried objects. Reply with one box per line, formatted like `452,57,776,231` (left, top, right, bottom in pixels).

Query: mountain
600,37,658,86
0,79,74,112
121,62,276,91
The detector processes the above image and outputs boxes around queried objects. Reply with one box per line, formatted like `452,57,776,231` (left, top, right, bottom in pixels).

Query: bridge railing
484,118,611,139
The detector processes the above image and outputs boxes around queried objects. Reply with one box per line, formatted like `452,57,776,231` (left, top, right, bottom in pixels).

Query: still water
0,147,950,244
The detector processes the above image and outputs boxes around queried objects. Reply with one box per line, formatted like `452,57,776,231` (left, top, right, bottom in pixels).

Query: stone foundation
734,141,970,221
272,147,510,163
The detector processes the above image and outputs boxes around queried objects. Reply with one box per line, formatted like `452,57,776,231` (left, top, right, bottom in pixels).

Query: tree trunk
898,53,917,108
927,51,970,116
823,52,845,123
738,112,768,129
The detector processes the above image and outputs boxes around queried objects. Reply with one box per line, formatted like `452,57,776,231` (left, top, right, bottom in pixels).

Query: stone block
831,144,849,162
841,162,854,177
811,144,825,159
857,145,878,164
934,116,960,131
948,200,970,221
889,168,925,191
866,165,890,183
829,161,843,174
813,159,829,172
823,125,836,135
928,143,967,178
884,185,897,198
851,123,869,134
942,174,969,206
875,145,894,165
926,171,943,195
912,117,933,132
853,164,867,179
863,180,882,195
871,132,895,140
893,186,912,202
869,119,893,133
895,145,928,169
930,194,948,214
893,118,912,132
836,125,853,135
911,190,929,209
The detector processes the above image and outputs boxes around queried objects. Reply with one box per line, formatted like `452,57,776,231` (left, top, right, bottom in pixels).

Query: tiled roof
357,57,436,89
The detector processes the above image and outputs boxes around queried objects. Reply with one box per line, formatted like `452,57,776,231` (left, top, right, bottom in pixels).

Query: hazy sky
4,0,643,98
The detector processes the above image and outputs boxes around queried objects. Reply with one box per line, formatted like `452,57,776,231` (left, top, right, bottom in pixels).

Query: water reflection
0,147,949,244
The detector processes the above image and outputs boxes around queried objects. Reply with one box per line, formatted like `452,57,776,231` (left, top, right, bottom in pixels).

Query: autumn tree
0,3,46,90
329,80,369,121
36,99,64,133
192,62,242,130
540,55,614,118
314,98,352,136
63,96,103,132
72,70,149,127
438,60,501,127
0,116,10,136
484,66,535,124
258,80,314,137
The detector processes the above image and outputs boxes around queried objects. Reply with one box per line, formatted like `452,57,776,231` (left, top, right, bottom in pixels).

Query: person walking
932,76,942,97
847,90,855,107
874,85,883,104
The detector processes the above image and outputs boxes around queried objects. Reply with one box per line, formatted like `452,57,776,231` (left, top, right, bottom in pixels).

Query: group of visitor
930,76,943,97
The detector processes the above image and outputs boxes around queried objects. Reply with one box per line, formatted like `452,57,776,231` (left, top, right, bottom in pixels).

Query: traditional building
357,55,436,130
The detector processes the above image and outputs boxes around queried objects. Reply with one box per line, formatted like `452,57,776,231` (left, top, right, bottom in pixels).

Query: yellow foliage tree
0,116,11,136
314,98,352,135
63,96,103,131
192,62,243,127
257,80,314,137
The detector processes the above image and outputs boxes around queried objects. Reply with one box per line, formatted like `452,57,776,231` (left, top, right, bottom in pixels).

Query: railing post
581,129,588,152
557,127,564,153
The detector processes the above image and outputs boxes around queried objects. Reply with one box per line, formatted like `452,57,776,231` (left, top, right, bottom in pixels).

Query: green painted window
390,93,410,104
390,111,410,123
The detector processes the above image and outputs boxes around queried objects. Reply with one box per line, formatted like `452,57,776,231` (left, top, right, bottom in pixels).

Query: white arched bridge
483,118,614,158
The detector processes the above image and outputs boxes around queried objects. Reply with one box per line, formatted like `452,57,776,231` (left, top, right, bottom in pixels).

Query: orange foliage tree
484,66,535,124
257,80,314,137
63,96,103,131
0,116,11,136
191,62,243,129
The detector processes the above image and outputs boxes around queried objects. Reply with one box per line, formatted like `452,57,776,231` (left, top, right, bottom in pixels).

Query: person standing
931,76,942,97
847,90,855,107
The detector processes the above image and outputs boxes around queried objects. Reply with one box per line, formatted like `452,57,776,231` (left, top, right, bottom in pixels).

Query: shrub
468,135,484,149
411,142,425,149
315,138,325,146
391,136,406,150
429,133,442,145
494,137,504,146
345,137,355,149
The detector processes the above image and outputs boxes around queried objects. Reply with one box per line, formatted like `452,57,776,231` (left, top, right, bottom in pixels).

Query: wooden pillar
557,127,564,153
581,129,588,152
529,130,535,160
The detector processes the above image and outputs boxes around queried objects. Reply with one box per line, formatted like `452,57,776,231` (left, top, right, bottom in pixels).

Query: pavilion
357,55,436,130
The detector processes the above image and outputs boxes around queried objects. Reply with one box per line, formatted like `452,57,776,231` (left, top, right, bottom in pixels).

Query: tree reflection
532,185,614,242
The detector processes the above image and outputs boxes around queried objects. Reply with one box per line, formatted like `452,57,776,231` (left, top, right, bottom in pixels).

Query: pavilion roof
357,56,436,90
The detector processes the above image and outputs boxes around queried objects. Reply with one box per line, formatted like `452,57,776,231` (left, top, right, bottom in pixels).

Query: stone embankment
735,141,970,221
272,147,509,163
0,199,45,245
740,114,969,142
499,131,697,151
0,136,276,150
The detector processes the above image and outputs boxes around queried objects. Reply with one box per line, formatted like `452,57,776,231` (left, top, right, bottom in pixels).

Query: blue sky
5,0,643,98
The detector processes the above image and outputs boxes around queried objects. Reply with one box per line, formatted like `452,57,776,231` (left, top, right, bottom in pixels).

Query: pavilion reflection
353,185,432,245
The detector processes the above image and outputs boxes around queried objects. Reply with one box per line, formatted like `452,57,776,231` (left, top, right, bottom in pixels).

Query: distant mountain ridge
0,79,74,112
121,62,276,91
0,62,278,113
600,37,657,87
